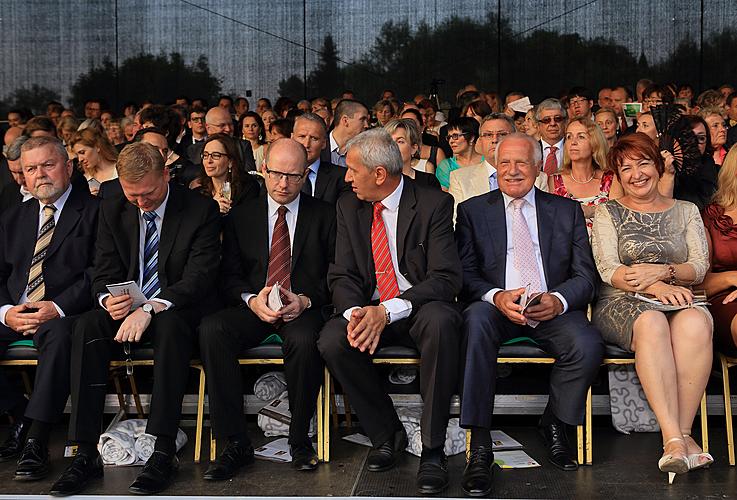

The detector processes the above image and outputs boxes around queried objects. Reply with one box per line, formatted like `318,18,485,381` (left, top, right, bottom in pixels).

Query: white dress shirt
541,138,565,170
329,131,346,167
342,177,413,323
485,161,498,191
0,184,73,326
481,188,568,314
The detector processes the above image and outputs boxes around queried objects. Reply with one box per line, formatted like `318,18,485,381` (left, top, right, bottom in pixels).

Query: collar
378,176,404,212
307,158,321,175
39,183,73,214
484,160,496,178
502,186,537,210
267,192,301,217
541,138,564,151
139,185,170,220
329,131,340,153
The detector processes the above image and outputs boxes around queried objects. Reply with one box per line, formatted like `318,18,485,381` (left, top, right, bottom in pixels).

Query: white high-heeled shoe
682,433,714,471
658,437,689,484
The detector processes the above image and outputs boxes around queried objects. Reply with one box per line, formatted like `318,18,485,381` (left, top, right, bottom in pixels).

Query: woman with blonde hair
548,117,622,230
69,128,118,195
594,107,619,148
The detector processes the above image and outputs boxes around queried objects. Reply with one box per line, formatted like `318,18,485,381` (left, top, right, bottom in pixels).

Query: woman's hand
646,281,694,306
661,150,675,175
213,193,232,214
623,263,668,291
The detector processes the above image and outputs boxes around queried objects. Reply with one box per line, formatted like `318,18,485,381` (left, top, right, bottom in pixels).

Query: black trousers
68,309,196,444
0,317,76,422
318,301,461,450
199,306,324,447
460,302,604,428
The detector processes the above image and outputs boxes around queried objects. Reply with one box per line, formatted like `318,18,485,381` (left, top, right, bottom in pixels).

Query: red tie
266,205,291,294
543,145,558,175
371,202,400,302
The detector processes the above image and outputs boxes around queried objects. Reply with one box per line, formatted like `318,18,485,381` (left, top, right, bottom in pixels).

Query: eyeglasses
538,116,565,124
445,133,469,141
265,167,305,183
190,117,205,123
480,131,510,139
201,151,229,161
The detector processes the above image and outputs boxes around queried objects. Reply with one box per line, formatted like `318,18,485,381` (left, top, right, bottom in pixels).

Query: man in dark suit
199,139,335,479
0,135,33,213
318,129,462,495
319,99,369,167
0,137,98,480
292,113,350,204
187,106,256,172
455,133,604,496
50,142,221,497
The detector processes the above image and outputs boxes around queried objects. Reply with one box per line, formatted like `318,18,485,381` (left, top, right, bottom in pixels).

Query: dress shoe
416,447,448,495
49,452,103,497
461,445,495,497
539,421,577,471
14,438,50,481
128,451,178,495
0,418,29,462
291,443,318,471
366,428,408,472
203,440,254,480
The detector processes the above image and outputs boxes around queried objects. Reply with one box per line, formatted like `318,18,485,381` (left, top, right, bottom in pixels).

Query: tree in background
0,85,60,116
278,35,347,100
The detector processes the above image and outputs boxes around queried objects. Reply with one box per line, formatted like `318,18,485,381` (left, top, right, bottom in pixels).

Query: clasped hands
493,289,562,325
622,263,693,306
102,294,166,343
5,301,60,335
346,305,387,355
247,286,309,324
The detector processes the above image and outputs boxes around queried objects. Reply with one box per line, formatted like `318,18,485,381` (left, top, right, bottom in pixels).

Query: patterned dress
590,199,711,351
552,171,614,234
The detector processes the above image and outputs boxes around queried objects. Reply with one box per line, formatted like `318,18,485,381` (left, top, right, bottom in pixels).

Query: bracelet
667,264,677,285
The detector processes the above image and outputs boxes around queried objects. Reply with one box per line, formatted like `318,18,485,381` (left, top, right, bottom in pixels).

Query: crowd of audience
1,78,737,496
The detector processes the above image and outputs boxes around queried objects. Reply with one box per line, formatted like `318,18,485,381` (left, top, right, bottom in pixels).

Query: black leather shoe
49,452,103,497
416,447,448,495
0,418,30,462
128,451,179,495
203,440,254,481
461,445,495,497
14,438,50,481
539,421,578,471
366,428,408,472
291,443,318,471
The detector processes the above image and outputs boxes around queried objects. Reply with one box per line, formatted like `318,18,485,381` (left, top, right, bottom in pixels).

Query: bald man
198,139,336,478
186,107,256,172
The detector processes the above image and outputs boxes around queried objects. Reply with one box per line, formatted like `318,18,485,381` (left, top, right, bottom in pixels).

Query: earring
228,163,232,174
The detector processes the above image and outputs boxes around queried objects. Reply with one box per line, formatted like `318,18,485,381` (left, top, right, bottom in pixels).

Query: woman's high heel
658,437,689,484
682,433,714,471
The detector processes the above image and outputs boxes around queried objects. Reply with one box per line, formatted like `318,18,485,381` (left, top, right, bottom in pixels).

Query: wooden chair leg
317,384,324,461
465,429,471,461
194,366,205,463
721,354,735,466
576,423,584,465
329,376,339,429
585,386,593,465
20,370,33,395
127,373,145,418
700,391,709,454
324,368,331,463
210,428,217,462
111,372,128,416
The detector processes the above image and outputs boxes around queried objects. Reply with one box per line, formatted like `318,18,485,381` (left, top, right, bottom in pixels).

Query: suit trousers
0,317,76,422
460,301,604,428
199,306,324,447
318,301,461,450
69,308,196,444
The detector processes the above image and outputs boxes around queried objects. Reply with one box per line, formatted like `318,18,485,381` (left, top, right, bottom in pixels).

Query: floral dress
552,171,614,234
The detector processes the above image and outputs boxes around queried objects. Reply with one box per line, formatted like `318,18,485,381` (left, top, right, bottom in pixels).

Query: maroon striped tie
543,145,558,175
266,205,291,294
371,202,400,302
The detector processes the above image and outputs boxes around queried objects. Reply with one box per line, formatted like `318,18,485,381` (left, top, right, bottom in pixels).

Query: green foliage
3,85,60,115
278,74,306,100
70,53,221,113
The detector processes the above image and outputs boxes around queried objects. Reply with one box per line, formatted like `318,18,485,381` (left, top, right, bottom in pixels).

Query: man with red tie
536,98,567,176
318,128,462,495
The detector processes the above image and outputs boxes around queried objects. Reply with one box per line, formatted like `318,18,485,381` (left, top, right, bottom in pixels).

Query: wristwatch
141,303,155,316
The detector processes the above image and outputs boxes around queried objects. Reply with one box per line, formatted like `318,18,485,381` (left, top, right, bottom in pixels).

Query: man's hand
5,304,42,334
247,286,282,324
524,293,563,322
279,289,308,322
103,294,133,321
114,307,152,343
347,305,387,354
493,288,527,325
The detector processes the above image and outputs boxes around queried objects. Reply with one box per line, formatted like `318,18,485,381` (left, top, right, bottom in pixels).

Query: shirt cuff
381,298,413,323
482,288,503,306
242,293,256,308
51,302,65,318
98,293,110,309
342,306,360,322
0,304,12,327
550,292,568,314
149,298,173,311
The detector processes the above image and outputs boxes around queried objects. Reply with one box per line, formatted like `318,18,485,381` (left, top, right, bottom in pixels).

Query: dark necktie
301,170,313,196
266,206,291,293
141,211,161,299
26,205,57,302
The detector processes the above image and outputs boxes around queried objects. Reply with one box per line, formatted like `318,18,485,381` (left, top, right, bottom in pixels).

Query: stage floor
0,417,735,499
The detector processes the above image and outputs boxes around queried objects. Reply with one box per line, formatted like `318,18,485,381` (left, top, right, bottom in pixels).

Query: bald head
205,107,234,136
264,138,308,205
4,126,23,147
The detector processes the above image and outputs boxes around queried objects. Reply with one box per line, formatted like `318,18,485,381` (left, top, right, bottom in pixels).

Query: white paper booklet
106,281,148,309
254,437,292,462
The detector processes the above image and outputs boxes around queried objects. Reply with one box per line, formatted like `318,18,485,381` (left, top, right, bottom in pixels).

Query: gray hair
480,112,516,131
6,135,29,161
293,112,327,137
20,136,68,162
494,132,542,166
345,128,403,176
383,118,421,147
535,98,567,121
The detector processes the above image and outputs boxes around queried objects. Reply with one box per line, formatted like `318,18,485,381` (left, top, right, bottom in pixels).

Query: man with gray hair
0,135,32,212
318,128,462,495
536,98,567,175
320,99,370,167
187,106,256,172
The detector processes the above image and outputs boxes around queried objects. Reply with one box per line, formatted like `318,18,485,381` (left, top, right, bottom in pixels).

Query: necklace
570,170,595,184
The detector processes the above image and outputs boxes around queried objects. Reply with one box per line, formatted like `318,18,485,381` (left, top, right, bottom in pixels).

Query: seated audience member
290,113,350,204
450,113,547,213
190,133,259,214
373,99,396,127
187,107,256,173
318,129,462,495
269,119,294,143
524,107,540,141
0,136,32,212
636,111,658,142
384,119,441,189
702,147,737,353
399,108,446,173
549,117,623,232
50,142,221,496
462,99,493,124
181,107,207,147
670,115,718,210
120,116,137,142
456,133,603,495
23,117,57,138
261,109,279,140
699,108,728,166
136,127,198,187
435,117,484,190
321,99,370,167
0,137,98,478
238,111,267,168
595,108,619,148
105,119,126,147
536,98,568,175
199,139,335,478
418,98,445,139
591,133,713,480
256,97,273,116
56,117,80,148
567,87,594,119
69,128,118,195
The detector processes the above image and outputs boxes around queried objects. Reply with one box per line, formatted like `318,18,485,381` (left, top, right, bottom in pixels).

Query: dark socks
539,405,559,427
77,441,98,457
154,435,176,457
470,427,492,449
27,420,51,444
9,398,28,421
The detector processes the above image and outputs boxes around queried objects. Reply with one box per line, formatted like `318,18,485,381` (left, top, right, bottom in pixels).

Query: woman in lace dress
591,132,713,478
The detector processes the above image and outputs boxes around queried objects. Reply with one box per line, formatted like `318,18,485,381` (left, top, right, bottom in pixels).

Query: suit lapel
396,178,417,263
19,199,40,275
485,190,507,283
313,163,328,200
357,201,374,283
119,201,140,278
291,196,309,267
159,186,183,269
45,186,82,260
535,189,554,286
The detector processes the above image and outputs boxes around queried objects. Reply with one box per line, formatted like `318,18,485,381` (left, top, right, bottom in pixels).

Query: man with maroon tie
318,128,462,495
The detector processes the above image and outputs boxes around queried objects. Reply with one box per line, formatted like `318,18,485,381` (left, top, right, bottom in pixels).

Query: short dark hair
24,116,56,136
269,118,294,138
445,116,480,142
643,84,675,104
567,86,593,101
726,91,737,108
237,111,267,144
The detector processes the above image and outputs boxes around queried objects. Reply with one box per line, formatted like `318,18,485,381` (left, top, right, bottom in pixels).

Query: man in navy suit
455,133,603,496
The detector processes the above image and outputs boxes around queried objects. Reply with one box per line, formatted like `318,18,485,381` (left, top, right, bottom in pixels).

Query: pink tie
543,146,558,175
511,198,542,293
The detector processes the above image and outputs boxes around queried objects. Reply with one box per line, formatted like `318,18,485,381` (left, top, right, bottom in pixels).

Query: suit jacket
455,188,596,311
220,193,336,308
412,170,441,190
329,177,462,316
187,138,256,173
0,183,22,214
0,183,99,315
727,126,737,151
314,161,350,205
91,183,221,313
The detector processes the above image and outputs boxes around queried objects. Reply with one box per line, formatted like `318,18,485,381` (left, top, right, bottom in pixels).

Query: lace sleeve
683,202,709,283
591,203,621,285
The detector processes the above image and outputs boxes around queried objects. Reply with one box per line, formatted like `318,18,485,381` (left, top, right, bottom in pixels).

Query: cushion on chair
3,345,39,361
241,344,284,359
604,344,634,359
373,346,420,359
498,344,550,358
